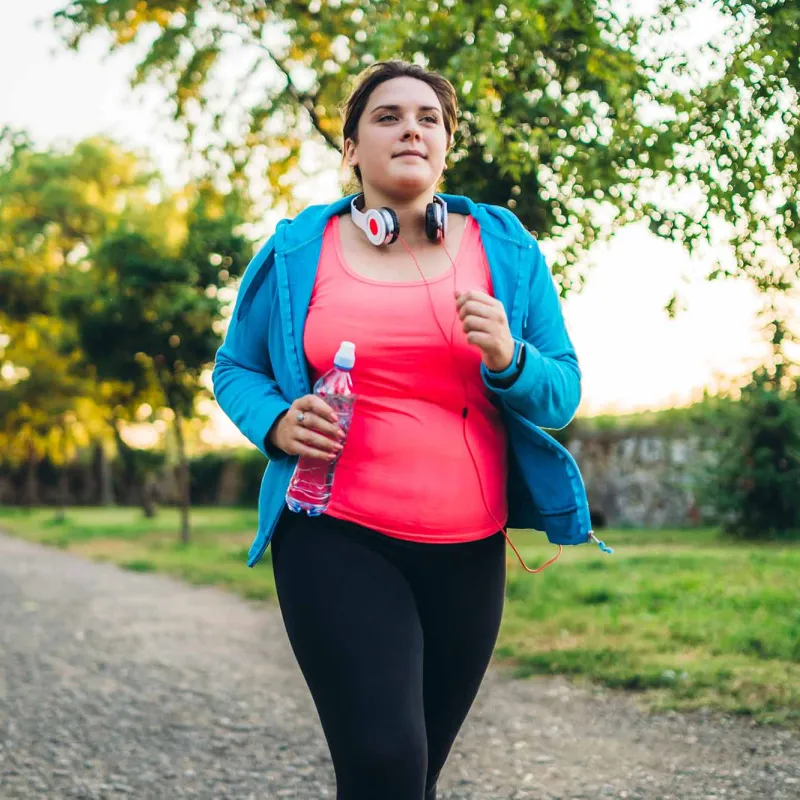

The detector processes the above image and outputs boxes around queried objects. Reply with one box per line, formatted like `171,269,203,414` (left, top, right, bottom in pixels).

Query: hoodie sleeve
481,242,581,429
212,237,292,461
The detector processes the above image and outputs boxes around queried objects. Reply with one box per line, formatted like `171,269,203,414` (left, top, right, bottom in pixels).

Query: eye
376,113,440,124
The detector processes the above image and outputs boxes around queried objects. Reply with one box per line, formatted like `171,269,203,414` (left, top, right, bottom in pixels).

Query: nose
401,118,422,141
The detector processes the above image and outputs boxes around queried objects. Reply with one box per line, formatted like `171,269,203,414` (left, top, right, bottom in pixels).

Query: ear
343,138,359,167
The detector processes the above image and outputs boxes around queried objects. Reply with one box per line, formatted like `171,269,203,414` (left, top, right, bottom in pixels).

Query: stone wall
566,428,702,529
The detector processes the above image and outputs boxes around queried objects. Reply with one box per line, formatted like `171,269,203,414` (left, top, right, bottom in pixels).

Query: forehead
366,77,442,112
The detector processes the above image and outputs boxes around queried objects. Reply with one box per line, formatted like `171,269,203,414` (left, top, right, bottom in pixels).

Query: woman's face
345,76,450,199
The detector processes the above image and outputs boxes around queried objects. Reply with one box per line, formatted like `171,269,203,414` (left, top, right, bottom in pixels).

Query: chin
380,171,439,199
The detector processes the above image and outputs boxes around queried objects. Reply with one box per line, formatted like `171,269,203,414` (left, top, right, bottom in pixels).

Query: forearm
212,353,292,460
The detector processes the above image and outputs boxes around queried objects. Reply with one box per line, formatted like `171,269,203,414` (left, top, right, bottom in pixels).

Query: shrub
696,364,800,540
189,448,266,506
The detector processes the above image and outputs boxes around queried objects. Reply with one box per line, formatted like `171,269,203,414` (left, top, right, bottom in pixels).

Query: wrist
267,411,288,451
484,341,525,390
487,340,521,375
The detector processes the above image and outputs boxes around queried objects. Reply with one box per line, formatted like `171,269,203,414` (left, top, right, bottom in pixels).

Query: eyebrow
370,104,441,115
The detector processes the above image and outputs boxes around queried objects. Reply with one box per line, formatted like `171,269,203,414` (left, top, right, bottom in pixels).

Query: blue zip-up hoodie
212,193,593,567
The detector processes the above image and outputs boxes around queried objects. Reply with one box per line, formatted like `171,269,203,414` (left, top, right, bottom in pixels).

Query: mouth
393,151,426,159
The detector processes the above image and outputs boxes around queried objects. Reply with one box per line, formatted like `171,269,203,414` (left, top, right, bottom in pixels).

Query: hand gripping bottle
285,341,357,515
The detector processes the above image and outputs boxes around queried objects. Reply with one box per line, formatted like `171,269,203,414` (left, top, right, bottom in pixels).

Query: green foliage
52,0,680,288
113,428,166,480
61,181,251,416
0,319,98,468
62,182,251,539
0,132,157,470
50,2,800,293
565,394,736,439
0,134,251,425
188,452,227,504
694,360,800,540
189,448,265,506
646,0,800,293
0,132,254,534
0,129,154,320
121,558,156,572
189,448,267,507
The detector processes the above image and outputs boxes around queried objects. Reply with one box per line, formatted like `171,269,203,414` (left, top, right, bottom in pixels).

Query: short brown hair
340,60,458,186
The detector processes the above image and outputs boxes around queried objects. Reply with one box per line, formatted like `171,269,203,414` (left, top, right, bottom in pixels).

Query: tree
0,128,155,317
0,130,158,512
0,318,101,515
63,182,252,542
695,314,800,540
644,0,799,298
0,133,252,538
51,1,800,294
52,0,681,291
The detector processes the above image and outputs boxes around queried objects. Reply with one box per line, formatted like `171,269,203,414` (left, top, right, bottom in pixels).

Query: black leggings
271,510,506,800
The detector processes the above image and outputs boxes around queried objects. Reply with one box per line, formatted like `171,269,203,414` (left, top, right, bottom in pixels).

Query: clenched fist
455,289,515,372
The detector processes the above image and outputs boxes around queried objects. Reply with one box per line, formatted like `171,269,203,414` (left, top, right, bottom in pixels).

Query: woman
213,60,589,800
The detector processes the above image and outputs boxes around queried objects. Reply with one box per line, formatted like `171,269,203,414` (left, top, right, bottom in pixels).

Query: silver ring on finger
296,411,306,425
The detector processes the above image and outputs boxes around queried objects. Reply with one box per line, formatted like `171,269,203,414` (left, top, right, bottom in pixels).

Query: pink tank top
303,214,508,543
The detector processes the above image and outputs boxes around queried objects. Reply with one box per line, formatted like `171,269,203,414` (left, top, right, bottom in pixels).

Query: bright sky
2,1,793,445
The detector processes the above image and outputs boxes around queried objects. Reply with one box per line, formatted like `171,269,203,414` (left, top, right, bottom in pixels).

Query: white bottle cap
334,340,356,369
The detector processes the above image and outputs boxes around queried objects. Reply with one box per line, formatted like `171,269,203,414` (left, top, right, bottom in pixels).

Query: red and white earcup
350,196,399,246
364,208,399,246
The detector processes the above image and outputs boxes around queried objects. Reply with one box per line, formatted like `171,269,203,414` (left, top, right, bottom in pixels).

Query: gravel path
0,533,798,800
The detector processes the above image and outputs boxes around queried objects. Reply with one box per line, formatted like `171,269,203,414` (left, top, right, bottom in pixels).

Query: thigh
271,512,428,798
413,532,507,790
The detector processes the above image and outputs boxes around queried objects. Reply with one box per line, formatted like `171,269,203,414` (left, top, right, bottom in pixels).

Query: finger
293,442,338,461
296,427,344,455
465,331,495,348
457,289,495,308
299,410,345,440
307,394,339,422
299,395,339,423
456,296,502,322
458,300,504,322
455,290,488,311
462,315,495,334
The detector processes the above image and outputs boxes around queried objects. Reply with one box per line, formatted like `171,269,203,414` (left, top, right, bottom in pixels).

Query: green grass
1,506,798,725
499,528,800,726
0,506,275,601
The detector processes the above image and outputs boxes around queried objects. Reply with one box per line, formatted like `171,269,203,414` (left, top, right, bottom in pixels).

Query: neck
358,189,437,247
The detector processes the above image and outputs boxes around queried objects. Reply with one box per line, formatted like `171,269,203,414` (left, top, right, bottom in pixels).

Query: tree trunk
24,442,39,507
54,470,70,524
141,475,157,518
112,422,156,518
173,409,191,544
97,441,115,506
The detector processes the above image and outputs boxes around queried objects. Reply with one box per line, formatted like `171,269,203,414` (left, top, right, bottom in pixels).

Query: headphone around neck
350,193,448,247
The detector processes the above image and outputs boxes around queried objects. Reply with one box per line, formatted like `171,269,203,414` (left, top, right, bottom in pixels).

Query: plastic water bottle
285,341,357,515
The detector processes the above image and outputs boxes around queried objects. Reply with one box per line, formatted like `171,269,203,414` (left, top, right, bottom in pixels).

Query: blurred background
1,1,798,724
